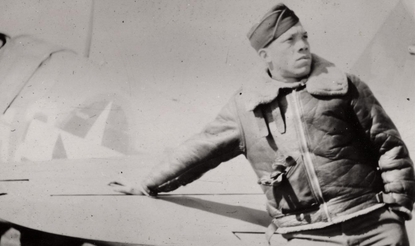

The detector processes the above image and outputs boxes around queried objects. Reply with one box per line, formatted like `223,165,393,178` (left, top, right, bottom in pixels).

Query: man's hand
108,178,156,197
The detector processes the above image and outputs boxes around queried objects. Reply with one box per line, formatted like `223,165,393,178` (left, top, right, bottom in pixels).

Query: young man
112,3,414,245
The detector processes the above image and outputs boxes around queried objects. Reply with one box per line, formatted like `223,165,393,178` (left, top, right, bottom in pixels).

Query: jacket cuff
377,192,413,220
389,205,413,220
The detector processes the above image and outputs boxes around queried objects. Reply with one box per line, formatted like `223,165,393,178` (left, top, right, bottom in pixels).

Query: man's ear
258,48,271,63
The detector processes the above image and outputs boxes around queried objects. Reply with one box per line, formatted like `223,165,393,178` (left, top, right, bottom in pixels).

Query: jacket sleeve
349,75,415,219
142,95,245,194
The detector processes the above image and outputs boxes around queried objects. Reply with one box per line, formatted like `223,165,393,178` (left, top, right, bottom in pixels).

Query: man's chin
294,67,311,79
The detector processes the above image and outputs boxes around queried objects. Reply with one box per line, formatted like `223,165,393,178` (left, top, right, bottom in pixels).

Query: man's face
260,22,312,82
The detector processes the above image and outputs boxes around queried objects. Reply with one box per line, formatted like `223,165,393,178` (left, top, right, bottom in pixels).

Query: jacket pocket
273,160,318,214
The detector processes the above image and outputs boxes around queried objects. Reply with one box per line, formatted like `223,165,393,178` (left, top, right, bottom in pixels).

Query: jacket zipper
291,89,332,222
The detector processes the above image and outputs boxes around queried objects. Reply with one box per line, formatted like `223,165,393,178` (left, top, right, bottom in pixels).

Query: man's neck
268,69,305,83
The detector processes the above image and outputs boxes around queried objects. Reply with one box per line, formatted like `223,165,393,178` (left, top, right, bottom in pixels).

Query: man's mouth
297,55,311,61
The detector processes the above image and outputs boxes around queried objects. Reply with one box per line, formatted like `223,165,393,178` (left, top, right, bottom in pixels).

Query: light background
1,0,414,153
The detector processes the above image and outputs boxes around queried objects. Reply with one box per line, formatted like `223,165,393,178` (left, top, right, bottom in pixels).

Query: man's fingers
109,182,149,196
108,179,156,197
108,177,129,187
113,186,144,195
108,181,125,187
108,174,131,186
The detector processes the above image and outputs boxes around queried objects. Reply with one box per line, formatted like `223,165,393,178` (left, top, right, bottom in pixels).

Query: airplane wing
0,154,275,246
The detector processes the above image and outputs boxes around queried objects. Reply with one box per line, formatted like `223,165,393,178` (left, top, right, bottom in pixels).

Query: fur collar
242,54,348,111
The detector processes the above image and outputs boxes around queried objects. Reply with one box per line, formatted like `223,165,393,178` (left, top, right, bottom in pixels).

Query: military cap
247,3,299,51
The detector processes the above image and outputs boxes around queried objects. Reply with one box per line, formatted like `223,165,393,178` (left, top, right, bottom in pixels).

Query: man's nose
298,39,310,52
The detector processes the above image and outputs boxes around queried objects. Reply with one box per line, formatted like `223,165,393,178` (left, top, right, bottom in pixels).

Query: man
112,3,415,245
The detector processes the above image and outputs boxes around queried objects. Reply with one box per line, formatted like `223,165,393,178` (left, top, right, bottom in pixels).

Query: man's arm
141,95,245,195
349,75,415,219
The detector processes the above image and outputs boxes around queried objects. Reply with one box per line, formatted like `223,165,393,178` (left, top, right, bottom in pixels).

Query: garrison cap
247,3,299,51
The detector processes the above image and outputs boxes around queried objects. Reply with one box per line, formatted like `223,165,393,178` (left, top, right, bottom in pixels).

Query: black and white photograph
0,0,414,245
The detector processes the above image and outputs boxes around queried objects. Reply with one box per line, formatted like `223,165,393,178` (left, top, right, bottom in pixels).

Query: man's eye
303,35,308,39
